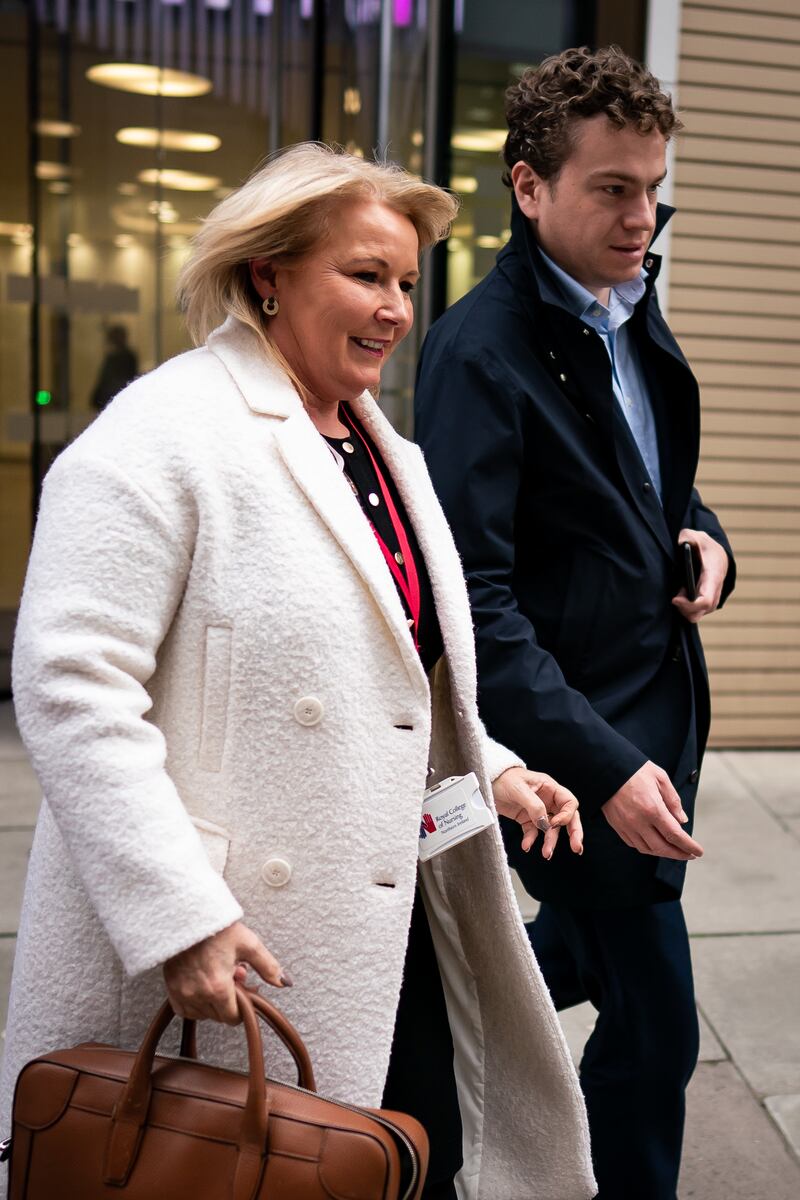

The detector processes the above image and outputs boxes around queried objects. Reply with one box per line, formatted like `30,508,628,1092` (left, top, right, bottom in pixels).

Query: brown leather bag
3,985,429,1200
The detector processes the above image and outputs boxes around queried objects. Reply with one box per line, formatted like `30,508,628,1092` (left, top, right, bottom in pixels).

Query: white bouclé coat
0,317,595,1199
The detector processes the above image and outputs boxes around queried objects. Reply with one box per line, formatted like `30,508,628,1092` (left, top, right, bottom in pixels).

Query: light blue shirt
538,249,663,499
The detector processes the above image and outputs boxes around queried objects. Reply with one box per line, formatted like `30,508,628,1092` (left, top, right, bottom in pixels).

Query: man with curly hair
415,45,735,1199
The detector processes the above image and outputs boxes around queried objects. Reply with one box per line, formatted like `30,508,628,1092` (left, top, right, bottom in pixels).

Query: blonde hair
177,142,458,358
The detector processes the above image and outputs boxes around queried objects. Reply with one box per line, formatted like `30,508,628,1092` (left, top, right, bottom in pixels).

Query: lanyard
344,411,422,651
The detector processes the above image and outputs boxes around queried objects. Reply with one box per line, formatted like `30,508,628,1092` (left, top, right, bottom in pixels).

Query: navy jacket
415,200,735,908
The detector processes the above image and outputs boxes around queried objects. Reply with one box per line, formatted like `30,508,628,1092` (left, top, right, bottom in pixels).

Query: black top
324,404,443,674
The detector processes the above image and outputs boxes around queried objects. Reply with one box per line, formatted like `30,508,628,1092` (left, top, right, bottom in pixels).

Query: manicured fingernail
536,816,551,832
279,971,293,988
577,846,584,856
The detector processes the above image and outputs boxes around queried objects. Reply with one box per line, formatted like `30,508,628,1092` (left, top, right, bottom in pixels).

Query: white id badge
418,772,495,861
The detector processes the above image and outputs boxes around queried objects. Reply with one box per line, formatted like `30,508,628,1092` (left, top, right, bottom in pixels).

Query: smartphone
681,541,698,602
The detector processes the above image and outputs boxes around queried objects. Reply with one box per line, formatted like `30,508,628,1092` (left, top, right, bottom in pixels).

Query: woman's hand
163,920,292,1024
492,767,583,859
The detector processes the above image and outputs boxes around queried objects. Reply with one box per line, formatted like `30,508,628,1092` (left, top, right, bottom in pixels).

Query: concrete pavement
1,699,799,1196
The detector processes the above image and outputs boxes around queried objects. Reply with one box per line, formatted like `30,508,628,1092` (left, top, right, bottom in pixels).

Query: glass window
446,0,598,306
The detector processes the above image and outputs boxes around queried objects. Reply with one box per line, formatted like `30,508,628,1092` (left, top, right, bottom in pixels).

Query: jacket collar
505,194,674,304
207,315,304,417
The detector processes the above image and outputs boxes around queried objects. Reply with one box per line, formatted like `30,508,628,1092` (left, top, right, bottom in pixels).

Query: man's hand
672,528,729,623
163,920,291,1024
493,767,583,859
602,761,703,861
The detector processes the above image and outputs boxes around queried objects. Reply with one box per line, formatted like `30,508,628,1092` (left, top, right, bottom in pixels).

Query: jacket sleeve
684,486,736,608
12,451,243,977
415,350,646,815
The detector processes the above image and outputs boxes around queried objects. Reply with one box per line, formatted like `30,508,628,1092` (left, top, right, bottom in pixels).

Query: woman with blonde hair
1,144,595,1199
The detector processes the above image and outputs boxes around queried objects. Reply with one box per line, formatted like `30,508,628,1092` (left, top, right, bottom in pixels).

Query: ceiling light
35,119,81,138
86,62,212,98
116,127,221,152
113,202,199,237
11,231,32,246
475,235,502,249
117,182,139,196
343,87,362,115
66,233,83,247
447,238,464,252
410,130,423,147
48,181,72,195
450,128,506,153
36,162,74,180
138,167,220,192
451,175,478,194
114,234,135,248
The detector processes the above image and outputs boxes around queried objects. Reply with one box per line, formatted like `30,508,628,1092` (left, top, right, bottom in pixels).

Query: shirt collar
537,247,646,334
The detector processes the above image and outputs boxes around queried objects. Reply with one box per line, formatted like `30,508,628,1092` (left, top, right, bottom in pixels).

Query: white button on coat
293,696,324,726
261,857,292,887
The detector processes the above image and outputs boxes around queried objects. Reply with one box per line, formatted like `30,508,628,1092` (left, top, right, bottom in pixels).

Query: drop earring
262,295,279,317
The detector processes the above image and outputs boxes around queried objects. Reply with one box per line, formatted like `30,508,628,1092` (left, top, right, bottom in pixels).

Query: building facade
4,0,798,748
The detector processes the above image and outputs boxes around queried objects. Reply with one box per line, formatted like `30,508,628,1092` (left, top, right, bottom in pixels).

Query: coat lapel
351,395,480,709
207,317,429,697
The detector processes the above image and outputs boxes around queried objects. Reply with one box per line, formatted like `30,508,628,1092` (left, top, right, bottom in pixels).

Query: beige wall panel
712,693,800,716
671,290,797,318
680,57,800,94
712,601,800,624
697,462,800,486
731,579,800,601
681,111,800,147
672,236,800,268
680,31,800,70
699,410,800,437
673,213,798,245
701,434,800,460
712,669,800,693
678,85,800,122
709,509,799,531
696,387,800,412
672,186,800,220
699,483,800,507
709,717,800,745
724,531,800,554
728,555,800,579
672,313,800,341
675,159,800,194
672,260,799,293
679,136,800,171
693,363,800,388
679,337,800,364
702,622,800,647
682,6,800,41
706,648,800,668
684,0,800,18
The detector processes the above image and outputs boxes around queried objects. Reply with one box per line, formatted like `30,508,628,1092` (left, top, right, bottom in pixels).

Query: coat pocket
198,624,232,772
190,815,232,876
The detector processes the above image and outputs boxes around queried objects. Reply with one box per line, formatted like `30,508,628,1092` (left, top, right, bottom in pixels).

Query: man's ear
249,257,278,301
511,161,546,221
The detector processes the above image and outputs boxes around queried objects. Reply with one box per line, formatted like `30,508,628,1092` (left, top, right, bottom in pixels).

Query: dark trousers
382,889,462,1199
528,900,699,1200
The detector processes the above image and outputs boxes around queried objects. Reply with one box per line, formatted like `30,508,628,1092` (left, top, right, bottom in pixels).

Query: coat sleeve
12,451,243,977
684,486,736,608
415,350,646,815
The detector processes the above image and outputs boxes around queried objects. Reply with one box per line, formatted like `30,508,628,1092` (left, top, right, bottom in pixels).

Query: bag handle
104,985,268,1199
178,989,316,1093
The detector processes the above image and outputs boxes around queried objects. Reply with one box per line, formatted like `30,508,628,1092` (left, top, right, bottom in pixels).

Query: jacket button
689,768,699,785
642,481,652,494
261,857,292,887
559,373,567,383
294,696,324,726
549,350,556,359
582,328,591,336
645,257,654,268
671,643,682,662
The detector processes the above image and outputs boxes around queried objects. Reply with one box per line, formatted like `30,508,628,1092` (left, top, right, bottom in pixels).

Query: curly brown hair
503,45,682,186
